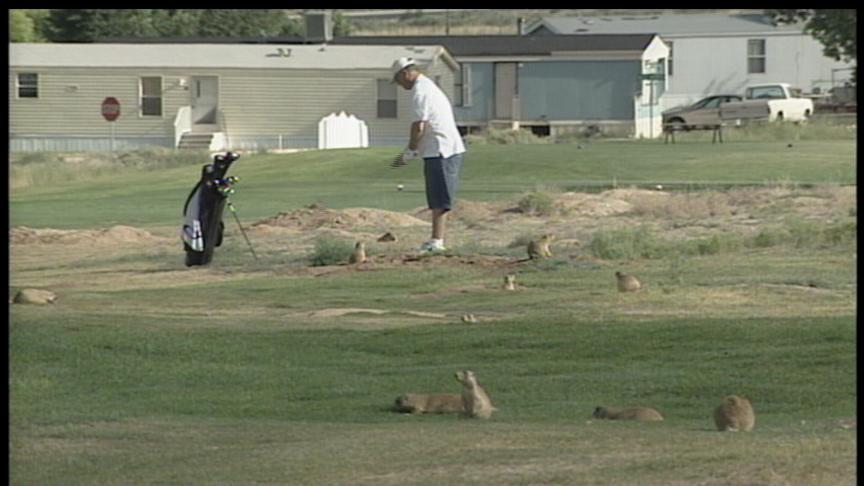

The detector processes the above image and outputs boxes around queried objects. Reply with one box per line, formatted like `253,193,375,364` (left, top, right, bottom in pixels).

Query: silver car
663,95,743,129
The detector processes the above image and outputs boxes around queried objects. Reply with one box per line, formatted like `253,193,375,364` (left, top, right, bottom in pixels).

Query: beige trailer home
9,43,459,152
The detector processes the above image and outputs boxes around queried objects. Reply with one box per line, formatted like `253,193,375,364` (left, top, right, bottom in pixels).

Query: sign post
638,73,665,139
101,97,121,159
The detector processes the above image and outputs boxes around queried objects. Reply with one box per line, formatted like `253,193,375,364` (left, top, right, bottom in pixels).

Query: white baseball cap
391,57,416,82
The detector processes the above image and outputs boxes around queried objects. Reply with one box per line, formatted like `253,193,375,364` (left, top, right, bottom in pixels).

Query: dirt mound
10,225,158,245
253,206,426,230
555,192,635,217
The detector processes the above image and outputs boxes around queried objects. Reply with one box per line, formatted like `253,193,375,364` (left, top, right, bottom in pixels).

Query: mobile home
10,43,459,152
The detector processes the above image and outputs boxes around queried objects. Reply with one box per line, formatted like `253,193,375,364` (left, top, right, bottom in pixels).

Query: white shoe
419,239,446,253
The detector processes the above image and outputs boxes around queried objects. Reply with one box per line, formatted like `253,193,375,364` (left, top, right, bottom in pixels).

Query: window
746,85,784,99
377,79,397,118
747,39,766,74
454,63,472,107
666,41,673,76
140,77,162,116
17,73,38,98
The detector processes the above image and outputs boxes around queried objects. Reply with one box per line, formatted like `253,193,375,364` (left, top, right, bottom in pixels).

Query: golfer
390,57,466,253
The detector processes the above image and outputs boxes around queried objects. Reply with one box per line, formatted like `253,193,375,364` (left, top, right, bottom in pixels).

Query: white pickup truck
719,83,814,123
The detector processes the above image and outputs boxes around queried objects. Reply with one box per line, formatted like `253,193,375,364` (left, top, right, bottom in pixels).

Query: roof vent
305,11,332,43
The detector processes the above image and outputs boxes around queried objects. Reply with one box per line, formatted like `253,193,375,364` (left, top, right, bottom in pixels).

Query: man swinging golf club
390,57,466,253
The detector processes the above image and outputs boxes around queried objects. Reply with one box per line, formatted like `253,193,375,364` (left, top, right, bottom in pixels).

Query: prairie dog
593,406,664,422
455,370,496,419
349,241,367,264
377,232,397,243
461,314,478,324
393,393,464,414
12,289,57,305
714,395,755,432
503,274,517,291
527,234,555,260
615,272,642,292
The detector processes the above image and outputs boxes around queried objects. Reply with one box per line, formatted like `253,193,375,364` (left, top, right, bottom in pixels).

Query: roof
528,13,805,37
9,43,453,70
331,34,658,56
92,34,660,56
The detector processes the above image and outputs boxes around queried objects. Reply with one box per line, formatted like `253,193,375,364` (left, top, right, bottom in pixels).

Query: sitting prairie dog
455,370,496,419
714,395,755,432
593,406,664,422
503,274,517,291
527,234,555,259
348,241,367,264
615,272,642,292
393,393,464,414
12,288,57,305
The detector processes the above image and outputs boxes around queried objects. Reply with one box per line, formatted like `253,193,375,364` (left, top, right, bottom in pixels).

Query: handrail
173,106,191,148
217,109,229,149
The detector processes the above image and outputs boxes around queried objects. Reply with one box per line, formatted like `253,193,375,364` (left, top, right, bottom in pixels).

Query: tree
44,9,295,41
196,9,286,38
767,9,856,85
47,9,160,41
10,9,50,42
10,10,37,42
331,10,352,36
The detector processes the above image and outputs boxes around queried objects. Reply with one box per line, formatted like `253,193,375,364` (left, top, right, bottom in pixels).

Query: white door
494,63,517,119
191,76,218,124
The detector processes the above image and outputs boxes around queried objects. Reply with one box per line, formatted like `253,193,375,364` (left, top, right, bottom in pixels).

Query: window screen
377,79,397,118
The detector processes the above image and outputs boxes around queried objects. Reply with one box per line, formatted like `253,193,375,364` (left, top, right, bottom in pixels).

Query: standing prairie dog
714,395,755,432
455,370,496,419
503,274,517,291
349,241,367,264
593,406,664,422
527,234,555,259
615,272,642,292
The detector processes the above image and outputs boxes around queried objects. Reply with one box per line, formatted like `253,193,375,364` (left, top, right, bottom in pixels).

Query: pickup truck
719,83,814,123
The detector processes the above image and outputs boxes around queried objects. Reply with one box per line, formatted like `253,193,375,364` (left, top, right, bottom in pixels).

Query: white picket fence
318,111,369,149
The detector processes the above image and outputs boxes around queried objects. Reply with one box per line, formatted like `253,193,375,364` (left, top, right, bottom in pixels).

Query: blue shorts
424,153,464,212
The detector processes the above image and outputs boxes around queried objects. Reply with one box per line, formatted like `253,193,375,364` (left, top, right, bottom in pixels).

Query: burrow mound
10,225,159,245
252,206,427,231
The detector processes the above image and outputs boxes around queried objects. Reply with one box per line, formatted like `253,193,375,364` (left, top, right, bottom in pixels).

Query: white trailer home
526,12,854,111
9,43,459,152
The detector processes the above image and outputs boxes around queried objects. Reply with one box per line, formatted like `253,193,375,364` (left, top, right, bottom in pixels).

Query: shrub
588,226,666,260
517,190,556,216
466,128,549,145
752,228,787,248
309,234,355,266
823,221,856,246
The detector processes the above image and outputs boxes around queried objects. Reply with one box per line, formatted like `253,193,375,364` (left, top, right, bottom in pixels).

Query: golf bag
181,151,240,266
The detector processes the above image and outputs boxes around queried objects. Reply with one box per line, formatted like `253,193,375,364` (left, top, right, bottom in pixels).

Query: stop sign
101,97,121,122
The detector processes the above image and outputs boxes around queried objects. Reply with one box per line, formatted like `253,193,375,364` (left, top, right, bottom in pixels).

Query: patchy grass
10,141,856,485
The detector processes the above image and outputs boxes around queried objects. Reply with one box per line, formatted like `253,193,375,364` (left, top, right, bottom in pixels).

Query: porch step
192,123,220,133
178,132,213,150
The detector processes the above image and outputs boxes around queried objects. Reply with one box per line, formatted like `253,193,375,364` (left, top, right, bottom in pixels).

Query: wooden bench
663,123,725,144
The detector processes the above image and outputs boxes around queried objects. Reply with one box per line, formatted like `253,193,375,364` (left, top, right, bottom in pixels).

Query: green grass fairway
10,139,856,485
10,140,855,229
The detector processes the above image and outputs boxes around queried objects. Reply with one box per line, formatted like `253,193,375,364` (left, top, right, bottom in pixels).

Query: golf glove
391,148,420,168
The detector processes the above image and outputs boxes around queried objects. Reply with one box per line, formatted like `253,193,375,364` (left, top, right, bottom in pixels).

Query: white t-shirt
411,75,466,159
